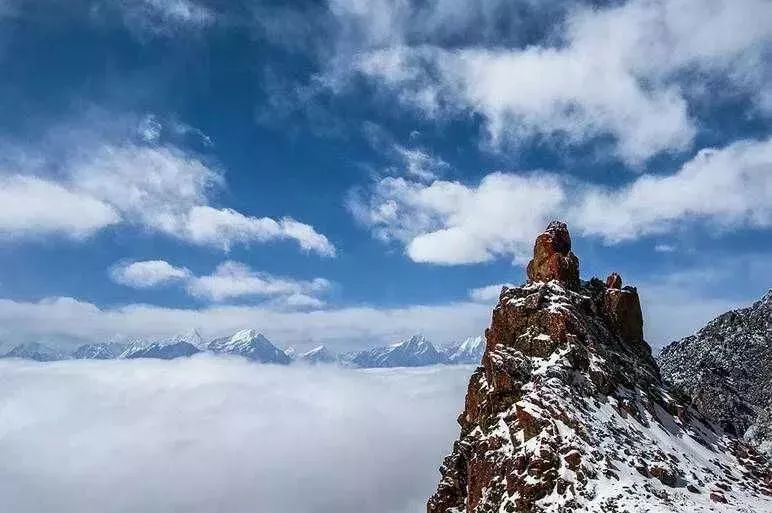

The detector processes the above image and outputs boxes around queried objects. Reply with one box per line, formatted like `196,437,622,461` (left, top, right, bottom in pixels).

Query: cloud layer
352,138,772,264
0,358,471,513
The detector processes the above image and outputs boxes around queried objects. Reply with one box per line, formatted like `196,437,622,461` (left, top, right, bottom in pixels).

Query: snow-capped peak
170,328,205,349
207,329,289,364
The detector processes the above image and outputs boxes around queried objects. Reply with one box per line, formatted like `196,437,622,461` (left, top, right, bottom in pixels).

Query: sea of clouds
0,356,472,513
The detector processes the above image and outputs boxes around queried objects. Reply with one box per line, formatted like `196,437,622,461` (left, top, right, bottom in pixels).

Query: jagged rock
526,220,580,290
605,272,622,289
659,290,772,453
427,223,772,513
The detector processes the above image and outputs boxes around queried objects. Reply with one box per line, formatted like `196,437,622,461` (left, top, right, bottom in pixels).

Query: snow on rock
299,345,337,364
428,222,772,513
120,330,203,360
71,342,125,360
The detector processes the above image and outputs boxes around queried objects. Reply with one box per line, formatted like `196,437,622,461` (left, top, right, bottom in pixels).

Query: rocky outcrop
427,222,772,513
659,290,772,454
526,221,580,290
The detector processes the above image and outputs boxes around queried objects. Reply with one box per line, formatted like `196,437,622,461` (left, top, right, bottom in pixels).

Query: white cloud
349,172,566,264
339,0,772,163
572,138,772,242
3,136,335,256
0,358,470,513
114,0,215,35
394,145,448,181
468,283,513,303
185,206,336,255
0,175,120,239
110,260,192,288
108,259,331,306
353,138,772,264
186,261,331,302
70,144,334,255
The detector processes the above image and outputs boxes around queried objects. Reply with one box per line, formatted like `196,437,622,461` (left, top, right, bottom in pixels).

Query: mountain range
0,330,485,369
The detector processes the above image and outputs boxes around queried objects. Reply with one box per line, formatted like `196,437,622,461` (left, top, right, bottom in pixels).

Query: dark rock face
427,224,772,513
659,290,772,451
526,221,580,290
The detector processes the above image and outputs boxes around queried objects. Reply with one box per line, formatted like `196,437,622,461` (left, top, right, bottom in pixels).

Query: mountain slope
428,221,772,513
445,335,485,364
299,345,337,364
346,334,445,368
72,342,125,359
207,329,290,364
120,330,202,359
2,342,66,362
659,290,772,453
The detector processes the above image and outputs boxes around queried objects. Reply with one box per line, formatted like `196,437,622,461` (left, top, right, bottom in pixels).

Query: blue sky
0,0,769,352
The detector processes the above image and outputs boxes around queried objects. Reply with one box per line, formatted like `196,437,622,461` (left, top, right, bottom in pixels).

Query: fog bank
0,356,473,513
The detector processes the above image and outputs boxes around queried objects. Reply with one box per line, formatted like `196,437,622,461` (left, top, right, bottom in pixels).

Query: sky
0,0,770,352
0,357,472,513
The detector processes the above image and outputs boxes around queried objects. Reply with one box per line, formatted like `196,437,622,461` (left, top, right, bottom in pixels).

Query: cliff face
427,222,772,513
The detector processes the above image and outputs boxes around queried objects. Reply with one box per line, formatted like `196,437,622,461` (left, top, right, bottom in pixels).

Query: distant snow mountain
207,329,290,364
1,342,66,362
283,346,297,360
345,334,445,368
444,335,485,364
299,345,337,364
120,330,203,360
72,342,125,360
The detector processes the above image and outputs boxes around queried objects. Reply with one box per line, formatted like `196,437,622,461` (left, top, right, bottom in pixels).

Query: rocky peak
526,220,580,290
428,222,771,513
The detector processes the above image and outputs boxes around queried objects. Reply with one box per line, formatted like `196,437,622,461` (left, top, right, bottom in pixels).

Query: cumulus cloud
110,260,192,288
349,172,565,264
0,358,471,513
352,138,772,264
109,259,331,305
0,121,335,256
68,143,335,255
573,138,772,242
326,0,772,163
0,175,120,239
186,261,331,302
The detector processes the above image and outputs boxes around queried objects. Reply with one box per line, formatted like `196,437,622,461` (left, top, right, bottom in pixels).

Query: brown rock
526,221,580,289
602,287,644,345
710,492,728,504
605,272,622,289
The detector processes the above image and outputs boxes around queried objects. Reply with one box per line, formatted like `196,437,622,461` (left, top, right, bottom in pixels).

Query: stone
526,221,580,290
605,272,622,289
